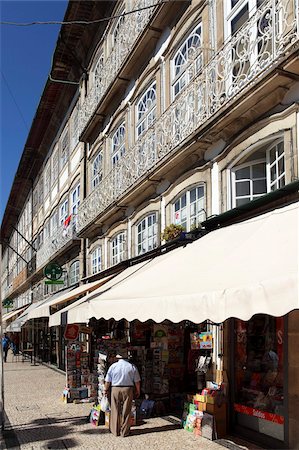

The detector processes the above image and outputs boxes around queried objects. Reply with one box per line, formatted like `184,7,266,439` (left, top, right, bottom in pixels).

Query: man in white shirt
104,353,141,437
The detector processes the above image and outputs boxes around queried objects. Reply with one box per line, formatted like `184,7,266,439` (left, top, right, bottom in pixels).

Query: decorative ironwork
79,0,157,135
78,0,299,233
36,225,79,269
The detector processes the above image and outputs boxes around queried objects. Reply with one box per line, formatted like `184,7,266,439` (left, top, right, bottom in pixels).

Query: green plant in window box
161,224,185,242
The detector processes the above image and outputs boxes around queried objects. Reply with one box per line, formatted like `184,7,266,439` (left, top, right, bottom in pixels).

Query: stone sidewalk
2,351,258,449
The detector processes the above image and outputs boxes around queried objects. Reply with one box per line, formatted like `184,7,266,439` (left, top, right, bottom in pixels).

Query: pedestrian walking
2,333,11,362
104,352,141,437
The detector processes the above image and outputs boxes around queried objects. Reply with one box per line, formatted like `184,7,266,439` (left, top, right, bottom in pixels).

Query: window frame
136,213,158,255
91,247,102,275
136,82,157,139
111,232,126,266
171,22,203,100
111,122,126,166
60,128,69,171
70,260,80,285
231,139,285,207
91,151,103,189
172,185,205,231
59,198,69,227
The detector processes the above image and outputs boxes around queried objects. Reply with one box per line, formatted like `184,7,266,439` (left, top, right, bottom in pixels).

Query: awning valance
50,203,299,325
49,260,153,327
2,306,29,325
27,278,113,320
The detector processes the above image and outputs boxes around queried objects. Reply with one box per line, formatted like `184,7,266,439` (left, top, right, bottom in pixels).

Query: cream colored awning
51,202,298,325
49,261,153,327
2,306,28,324
27,278,113,320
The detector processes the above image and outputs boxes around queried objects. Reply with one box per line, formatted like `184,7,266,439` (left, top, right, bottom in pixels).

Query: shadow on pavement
130,423,181,436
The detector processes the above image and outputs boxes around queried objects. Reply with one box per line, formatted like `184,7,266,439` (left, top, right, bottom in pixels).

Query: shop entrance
231,314,287,448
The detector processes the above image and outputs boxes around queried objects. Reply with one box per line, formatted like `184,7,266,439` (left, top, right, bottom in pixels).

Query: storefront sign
64,324,79,340
234,403,284,424
44,262,63,281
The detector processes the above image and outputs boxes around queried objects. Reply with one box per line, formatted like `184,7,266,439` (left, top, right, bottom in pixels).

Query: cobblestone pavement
2,352,260,450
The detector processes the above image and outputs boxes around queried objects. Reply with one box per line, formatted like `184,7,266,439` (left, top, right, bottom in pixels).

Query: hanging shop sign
190,332,213,350
44,262,63,281
64,324,80,340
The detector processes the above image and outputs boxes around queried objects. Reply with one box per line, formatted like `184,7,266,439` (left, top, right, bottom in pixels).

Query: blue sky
0,0,67,224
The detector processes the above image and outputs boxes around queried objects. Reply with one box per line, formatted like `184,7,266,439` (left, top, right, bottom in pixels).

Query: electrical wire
1,70,29,131
0,1,169,27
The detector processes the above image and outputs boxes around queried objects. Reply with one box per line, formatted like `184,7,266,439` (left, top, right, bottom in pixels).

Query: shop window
91,151,103,189
136,213,158,255
70,260,80,285
173,185,205,231
112,123,125,166
91,247,102,275
171,23,202,99
136,83,157,138
231,140,285,207
111,232,126,266
234,315,285,442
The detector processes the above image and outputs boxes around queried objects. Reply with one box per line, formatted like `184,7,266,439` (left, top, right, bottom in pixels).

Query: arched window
136,83,157,138
111,232,126,266
136,213,158,255
172,24,202,98
70,260,80,285
231,140,285,207
91,247,102,275
173,185,205,231
112,123,125,166
91,151,103,189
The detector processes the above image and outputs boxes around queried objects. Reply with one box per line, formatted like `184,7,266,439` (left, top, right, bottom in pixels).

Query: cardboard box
207,395,216,404
206,403,226,417
105,411,110,428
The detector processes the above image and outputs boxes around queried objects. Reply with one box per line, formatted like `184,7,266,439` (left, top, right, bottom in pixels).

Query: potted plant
161,224,185,242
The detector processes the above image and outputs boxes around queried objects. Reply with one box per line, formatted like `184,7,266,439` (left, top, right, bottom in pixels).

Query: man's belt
111,385,133,387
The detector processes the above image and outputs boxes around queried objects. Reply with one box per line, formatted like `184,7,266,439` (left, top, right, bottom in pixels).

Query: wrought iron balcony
79,0,157,135
77,0,299,233
36,224,79,269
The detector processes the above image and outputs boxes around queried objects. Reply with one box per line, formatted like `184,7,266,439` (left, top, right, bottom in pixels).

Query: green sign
45,280,64,285
44,262,63,281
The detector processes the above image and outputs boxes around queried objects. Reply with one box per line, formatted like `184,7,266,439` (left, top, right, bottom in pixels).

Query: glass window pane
231,5,249,34
197,186,204,199
236,181,250,196
190,188,196,203
270,146,277,164
236,197,250,207
277,142,284,156
278,157,285,176
252,163,266,179
253,179,267,195
235,167,250,180
270,165,277,182
181,193,187,208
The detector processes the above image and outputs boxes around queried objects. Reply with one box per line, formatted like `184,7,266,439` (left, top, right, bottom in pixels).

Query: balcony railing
36,224,79,269
77,0,299,233
79,0,157,135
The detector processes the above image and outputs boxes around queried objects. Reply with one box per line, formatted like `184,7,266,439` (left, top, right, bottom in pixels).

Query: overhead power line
0,1,169,27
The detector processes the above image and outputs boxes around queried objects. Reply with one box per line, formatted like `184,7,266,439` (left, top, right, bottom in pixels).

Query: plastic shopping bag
100,395,110,412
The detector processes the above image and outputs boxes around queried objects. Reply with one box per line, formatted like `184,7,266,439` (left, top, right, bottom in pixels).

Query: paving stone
2,351,256,450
